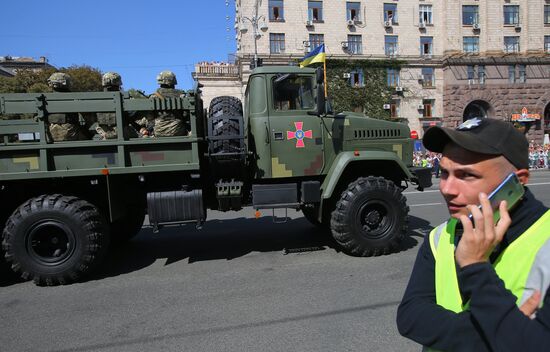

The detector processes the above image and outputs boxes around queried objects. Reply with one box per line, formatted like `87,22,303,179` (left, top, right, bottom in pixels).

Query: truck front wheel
330,176,408,256
2,195,109,286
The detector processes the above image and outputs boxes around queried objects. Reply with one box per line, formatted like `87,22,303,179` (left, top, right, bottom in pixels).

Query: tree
0,65,102,93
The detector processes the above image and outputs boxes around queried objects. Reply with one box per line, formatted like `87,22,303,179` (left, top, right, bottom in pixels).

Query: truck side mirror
309,82,326,116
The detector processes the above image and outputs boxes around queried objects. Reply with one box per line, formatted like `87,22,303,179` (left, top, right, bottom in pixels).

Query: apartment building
194,0,550,142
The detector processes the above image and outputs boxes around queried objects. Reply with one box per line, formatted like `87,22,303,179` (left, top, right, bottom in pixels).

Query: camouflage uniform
152,71,187,137
46,72,88,142
93,72,138,140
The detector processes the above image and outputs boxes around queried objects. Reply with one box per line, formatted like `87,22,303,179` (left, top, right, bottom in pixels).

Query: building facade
195,0,550,142
0,56,54,77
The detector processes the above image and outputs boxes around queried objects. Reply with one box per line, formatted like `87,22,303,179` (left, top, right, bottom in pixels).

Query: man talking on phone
397,118,550,351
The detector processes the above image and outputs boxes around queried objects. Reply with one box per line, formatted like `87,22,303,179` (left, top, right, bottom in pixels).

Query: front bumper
409,167,433,191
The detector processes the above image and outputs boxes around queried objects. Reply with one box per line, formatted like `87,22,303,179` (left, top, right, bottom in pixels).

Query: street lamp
238,0,268,68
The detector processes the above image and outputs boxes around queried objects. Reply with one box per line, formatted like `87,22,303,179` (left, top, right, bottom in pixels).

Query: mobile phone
468,172,525,224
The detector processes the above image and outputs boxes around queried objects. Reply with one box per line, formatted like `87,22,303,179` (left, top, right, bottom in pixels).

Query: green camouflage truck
0,66,431,285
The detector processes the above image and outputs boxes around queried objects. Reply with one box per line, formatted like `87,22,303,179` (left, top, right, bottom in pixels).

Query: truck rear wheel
330,176,408,256
1,194,109,286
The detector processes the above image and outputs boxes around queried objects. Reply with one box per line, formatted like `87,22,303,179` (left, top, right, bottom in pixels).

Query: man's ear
515,169,530,185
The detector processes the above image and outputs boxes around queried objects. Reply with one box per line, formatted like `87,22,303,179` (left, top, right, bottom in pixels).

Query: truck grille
353,129,402,139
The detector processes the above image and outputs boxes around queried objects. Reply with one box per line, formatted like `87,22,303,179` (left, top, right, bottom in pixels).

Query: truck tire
208,96,243,155
1,194,109,286
330,176,408,257
110,210,146,244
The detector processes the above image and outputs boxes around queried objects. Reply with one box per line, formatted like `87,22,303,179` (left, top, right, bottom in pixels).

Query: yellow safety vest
423,210,550,352
429,210,550,313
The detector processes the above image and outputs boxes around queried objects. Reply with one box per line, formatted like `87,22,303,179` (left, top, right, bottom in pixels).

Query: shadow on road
91,216,338,282
395,215,434,254
0,213,435,287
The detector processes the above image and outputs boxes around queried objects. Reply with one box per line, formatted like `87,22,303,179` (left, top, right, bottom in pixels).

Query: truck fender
320,151,414,200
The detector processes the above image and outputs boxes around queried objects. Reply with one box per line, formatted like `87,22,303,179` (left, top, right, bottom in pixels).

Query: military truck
0,66,431,285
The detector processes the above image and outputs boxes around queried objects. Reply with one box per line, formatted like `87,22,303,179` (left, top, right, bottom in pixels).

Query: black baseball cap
423,118,529,170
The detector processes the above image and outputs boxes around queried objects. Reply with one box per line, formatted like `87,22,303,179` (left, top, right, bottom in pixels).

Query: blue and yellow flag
300,44,326,68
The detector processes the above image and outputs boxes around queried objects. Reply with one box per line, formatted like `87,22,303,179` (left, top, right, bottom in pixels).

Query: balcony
192,63,239,79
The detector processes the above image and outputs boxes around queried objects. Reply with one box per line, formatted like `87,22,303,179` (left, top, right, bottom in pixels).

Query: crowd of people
414,143,550,173
413,151,442,177
528,143,550,169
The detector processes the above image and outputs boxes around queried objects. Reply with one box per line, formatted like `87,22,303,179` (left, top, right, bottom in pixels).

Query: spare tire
208,96,244,155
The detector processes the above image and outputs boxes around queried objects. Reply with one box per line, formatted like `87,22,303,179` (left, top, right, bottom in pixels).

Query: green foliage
64,65,102,92
321,59,404,120
0,65,102,93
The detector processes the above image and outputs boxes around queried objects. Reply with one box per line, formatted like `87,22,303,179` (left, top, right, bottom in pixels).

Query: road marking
410,202,443,207
404,189,440,195
404,181,550,195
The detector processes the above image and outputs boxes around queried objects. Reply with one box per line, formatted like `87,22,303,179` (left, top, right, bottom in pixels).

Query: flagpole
323,59,328,98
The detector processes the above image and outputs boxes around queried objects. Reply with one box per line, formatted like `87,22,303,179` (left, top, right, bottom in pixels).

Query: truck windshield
272,76,315,111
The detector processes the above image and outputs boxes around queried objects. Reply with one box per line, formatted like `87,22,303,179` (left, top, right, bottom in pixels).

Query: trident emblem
287,122,313,148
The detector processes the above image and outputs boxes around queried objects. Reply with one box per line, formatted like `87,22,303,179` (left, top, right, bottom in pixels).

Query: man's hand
520,290,541,318
455,193,512,268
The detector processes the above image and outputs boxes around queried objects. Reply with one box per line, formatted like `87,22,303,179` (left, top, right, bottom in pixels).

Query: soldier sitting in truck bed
151,71,188,137
93,72,139,140
46,72,90,142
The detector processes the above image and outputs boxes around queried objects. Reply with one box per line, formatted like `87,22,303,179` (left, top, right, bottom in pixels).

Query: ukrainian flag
300,44,326,68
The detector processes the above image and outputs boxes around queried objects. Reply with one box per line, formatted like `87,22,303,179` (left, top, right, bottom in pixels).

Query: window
509,65,516,83
308,1,323,21
269,0,284,21
309,34,324,50
350,69,364,87
420,37,433,56
273,76,315,111
545,5,550,24
348,35,362,54
504,36,520,53
419,5,433,25
467,65,486,84
463,5,479,25
467,66,475,81
545,36,550,53
387,68,400,87
347,2,361,21
463,37,479,53
478,65,485,84
384,3,398,24
518,64,526,83
421,67,435,88
270,33,285,54
503,5,519,25
423,99,434,118
390,100,400,118
385,36,398,57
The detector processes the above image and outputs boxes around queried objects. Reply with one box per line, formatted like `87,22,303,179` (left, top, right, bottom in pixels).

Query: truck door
267,74,324,178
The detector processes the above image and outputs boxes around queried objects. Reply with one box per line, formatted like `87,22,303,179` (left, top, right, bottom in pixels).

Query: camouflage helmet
102,72,122,87
47,72,72,89
156,70,177,85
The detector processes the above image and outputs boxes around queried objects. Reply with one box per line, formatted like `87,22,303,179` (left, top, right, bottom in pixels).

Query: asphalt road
1,171,550,352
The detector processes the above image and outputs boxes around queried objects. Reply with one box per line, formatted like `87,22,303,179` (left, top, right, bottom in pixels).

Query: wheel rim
26,220,76,266
358,199,395,240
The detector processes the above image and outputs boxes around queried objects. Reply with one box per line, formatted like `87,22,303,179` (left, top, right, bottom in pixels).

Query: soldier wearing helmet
151,70,188,137
93,72,139,140
46,72,89,142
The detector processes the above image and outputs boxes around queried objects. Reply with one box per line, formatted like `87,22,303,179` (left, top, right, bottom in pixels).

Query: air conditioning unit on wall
383,104,391,110
342,72,351,78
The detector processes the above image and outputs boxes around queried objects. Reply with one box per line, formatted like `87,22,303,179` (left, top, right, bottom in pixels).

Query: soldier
151,71,188,137
46,72,89,142
93,72,138,140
